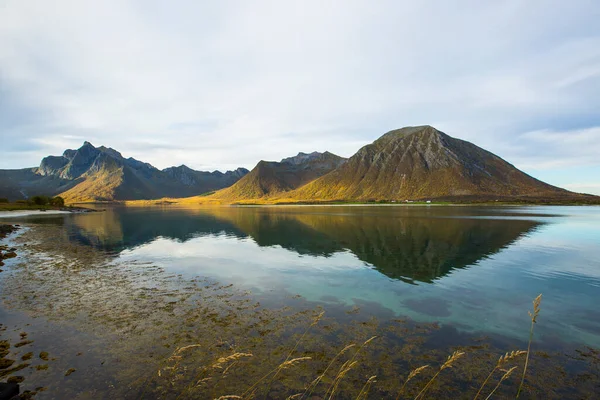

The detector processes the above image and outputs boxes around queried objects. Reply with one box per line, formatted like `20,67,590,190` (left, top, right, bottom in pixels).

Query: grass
0,202,60,211
0,202,95,212
517,294,542,398
153,294,543,399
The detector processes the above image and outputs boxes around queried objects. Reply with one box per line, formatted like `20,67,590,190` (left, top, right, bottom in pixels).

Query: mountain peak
281,151,332,165
377,125,440,141
290,125,568,201
98,146,124,160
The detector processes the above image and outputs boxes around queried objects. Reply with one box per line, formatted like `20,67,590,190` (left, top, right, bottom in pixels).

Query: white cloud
563,183,600,195
0,0,599,195
500,127,600,170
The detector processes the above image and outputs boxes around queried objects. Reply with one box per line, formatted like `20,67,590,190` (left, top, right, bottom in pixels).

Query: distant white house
426,200,432,204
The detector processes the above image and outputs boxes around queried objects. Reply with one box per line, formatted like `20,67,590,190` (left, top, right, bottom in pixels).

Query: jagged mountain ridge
212,151,347,201
0,142,249,202
2,125,594,204
284,125,570,201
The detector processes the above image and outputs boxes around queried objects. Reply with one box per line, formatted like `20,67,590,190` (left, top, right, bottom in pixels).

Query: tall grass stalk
473,350,526,400
264,311,324,397
355,375,377,400
176,352,253,400
324,336,377,399
301,344,356,399
516,294,542,398
243,311,323,399
240,357,312,399
485,366,518,400
413,350,464,400
139,344,202,400
395,365,429,400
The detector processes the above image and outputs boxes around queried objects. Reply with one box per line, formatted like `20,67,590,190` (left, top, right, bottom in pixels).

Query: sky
1,1,599,194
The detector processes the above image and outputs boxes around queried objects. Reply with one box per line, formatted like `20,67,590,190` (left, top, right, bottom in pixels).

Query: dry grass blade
396,365,429,400
302,343,356,400
175,351,252,400
327,361,358,400
262,311,324,398
174,344,202,355
286,394,303,400
517,294,542,399
215,396,243,400
500,350,527,363
474,350,526,400
363,336,378,346
441,351,465,371
212,353,253,369
356,375,377,400
324,336,378,399
485,366,518,400
311,310,325,327
414,351,465,400
280,357,312,369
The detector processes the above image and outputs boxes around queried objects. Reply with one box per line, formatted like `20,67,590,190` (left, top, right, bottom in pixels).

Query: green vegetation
30,195,65,207
0,196,66,211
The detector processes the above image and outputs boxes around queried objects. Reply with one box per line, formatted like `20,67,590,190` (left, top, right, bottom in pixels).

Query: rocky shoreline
0,224,25,400
0,225,19,270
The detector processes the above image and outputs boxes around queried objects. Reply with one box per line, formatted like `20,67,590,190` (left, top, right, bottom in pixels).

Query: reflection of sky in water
114,206,600,348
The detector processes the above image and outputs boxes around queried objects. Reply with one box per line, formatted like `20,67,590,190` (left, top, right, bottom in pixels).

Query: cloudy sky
1,1,599,194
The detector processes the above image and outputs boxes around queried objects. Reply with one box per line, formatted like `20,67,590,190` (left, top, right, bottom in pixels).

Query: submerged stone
0,382,20,400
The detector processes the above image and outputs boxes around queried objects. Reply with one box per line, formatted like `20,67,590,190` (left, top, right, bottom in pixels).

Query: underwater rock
0,382,20,400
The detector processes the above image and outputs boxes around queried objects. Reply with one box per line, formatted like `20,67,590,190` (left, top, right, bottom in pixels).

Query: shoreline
0,210,72,218
0,207,99,219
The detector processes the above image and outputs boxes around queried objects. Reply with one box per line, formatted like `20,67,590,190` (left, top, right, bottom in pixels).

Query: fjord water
4,204,599,398
62,205,600,348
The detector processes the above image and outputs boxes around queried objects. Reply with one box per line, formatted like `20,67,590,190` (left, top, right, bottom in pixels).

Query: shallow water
62,205,600,346
1,205,599,398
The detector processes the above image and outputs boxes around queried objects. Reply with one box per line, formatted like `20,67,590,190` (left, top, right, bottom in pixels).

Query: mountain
0,142,248,202
210,151,347,201
282,125,576,202
2,126,595,204
161,165,248,192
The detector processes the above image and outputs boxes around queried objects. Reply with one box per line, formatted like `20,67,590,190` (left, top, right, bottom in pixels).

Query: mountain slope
0,168,80,201
211,151,347,201
0,142,249,202
280,125,571,201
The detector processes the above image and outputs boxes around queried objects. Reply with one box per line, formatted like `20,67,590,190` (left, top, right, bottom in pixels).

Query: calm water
2,204,600,398
54,205,600,347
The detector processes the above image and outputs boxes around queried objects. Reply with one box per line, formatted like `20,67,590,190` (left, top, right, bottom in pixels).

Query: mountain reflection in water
56,205,543,284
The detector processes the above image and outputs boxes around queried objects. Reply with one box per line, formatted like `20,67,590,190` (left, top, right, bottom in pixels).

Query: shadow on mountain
62,206,543,283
